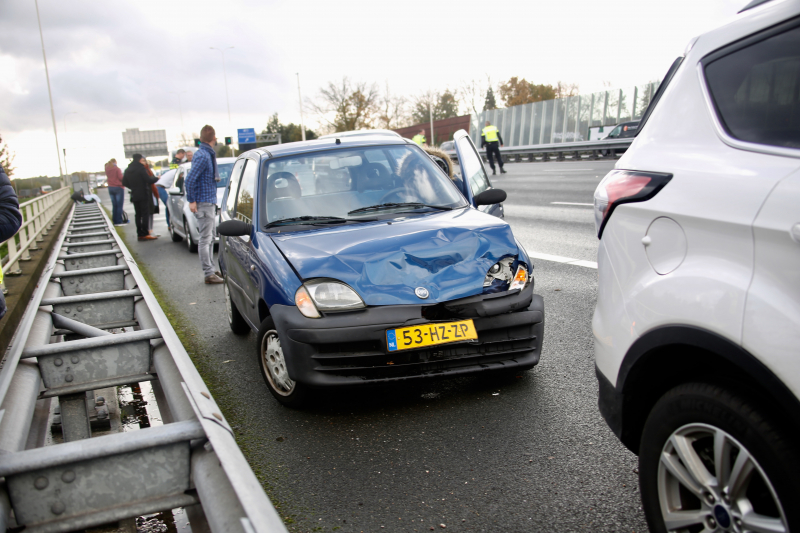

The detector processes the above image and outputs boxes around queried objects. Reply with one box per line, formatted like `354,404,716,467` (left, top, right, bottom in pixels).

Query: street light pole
35,0,64,187
296,73,306,142
169,91,187,133
210,47,233,123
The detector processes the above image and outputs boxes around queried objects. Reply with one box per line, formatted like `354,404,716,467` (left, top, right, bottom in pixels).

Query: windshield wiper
264,216,347,228
348,202,454,215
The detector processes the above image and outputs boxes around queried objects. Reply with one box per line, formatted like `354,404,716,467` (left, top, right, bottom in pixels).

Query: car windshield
217,163,234,188
259,145,467,227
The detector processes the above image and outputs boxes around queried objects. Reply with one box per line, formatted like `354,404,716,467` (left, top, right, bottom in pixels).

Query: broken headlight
483,257,515,289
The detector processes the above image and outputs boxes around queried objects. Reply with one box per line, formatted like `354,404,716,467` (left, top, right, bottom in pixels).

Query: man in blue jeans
185,125,223,284
104,158,126,225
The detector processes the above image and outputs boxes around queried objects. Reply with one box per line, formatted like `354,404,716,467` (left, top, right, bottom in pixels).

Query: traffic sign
237,128,256,144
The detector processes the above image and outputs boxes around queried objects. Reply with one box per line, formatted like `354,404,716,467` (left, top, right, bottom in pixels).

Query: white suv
592,1,800,532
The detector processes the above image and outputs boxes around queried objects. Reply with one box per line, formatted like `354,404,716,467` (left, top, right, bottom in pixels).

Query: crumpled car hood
270,209,519,306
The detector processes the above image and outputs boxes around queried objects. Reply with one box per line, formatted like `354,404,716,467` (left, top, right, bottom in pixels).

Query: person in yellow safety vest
412,129,426,146
481,121,506,175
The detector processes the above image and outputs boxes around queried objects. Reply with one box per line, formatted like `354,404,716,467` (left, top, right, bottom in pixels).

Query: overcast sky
1,0,744,179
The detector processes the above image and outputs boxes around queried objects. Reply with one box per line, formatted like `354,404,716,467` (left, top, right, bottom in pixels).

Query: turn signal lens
295,286,320,318
593,170,672,238
509,266,528,291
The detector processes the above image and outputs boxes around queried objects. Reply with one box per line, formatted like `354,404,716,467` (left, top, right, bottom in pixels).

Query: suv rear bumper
270,287,544,387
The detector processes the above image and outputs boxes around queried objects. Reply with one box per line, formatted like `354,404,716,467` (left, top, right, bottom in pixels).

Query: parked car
593,1,800,532
166,157,236,252
217,131,544,407
605,120,640,139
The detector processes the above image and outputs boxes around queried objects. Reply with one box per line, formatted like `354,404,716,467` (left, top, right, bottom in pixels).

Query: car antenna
335,138,341,145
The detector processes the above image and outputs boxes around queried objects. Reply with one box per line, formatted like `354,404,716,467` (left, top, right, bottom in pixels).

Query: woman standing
104,158,126,226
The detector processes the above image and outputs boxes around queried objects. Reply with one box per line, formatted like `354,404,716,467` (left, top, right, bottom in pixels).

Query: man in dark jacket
123,154,158,241
0,162,23,319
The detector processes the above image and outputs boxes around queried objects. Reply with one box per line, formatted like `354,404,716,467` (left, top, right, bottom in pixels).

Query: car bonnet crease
269,210,519,306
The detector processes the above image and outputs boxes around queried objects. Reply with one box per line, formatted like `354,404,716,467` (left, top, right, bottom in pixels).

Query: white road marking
551,202,593,206
540,169,593,171
528,251,598,269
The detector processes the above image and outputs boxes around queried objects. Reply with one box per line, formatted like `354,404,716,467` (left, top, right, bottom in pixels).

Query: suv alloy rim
260,330,295,396
658,423,787,533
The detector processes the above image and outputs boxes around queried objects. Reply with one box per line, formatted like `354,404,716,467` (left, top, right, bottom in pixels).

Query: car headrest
267,172,301,202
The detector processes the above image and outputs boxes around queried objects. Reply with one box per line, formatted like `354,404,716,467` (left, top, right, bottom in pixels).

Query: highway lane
98,158,649,533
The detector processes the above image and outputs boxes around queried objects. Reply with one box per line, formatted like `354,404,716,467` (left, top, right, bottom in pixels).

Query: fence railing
1,188,71,281
0,201,287,533
444,138,634,164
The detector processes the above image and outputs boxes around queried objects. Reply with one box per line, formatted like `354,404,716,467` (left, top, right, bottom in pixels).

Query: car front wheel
639,383,798,533
256,317,308,408
185,221,198,253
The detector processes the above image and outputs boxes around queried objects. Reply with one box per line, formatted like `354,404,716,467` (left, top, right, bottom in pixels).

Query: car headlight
483,257,515,287
295,279,365,318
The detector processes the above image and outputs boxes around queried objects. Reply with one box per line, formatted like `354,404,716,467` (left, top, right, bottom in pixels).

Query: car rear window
704,19,800,149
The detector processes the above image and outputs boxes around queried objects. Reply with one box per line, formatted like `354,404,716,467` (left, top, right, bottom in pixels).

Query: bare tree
377,81,408,129
0,134,15,177
459,78,487,117
311,77,379,132
555,81,580,99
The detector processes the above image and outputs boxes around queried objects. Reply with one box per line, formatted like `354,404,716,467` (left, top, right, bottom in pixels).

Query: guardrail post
4,237,21,275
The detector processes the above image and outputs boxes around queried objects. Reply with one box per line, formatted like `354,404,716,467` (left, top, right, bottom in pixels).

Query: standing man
185,125,223,284
481,121,506,175
170,149,185,168
185,150,194,162
412,129,426,146
0,156,22,320
104,158,126,226
123,154,158,241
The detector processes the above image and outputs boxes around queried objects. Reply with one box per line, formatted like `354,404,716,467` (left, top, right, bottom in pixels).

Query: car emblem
415,287,429,299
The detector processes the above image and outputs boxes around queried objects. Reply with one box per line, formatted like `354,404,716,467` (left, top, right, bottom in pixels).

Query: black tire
185,221,198,253
224,277,250,335
256,317,309,408
169,219,182,242
639,383,799,533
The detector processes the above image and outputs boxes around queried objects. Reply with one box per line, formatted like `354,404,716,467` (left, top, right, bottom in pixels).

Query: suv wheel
639,383,798,533
256,317,309,408
224,277,250,335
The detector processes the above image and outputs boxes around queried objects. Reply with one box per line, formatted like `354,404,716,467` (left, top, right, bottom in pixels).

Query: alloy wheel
658,423,787,533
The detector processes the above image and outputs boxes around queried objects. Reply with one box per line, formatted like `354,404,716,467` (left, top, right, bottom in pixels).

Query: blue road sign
237,128,256,144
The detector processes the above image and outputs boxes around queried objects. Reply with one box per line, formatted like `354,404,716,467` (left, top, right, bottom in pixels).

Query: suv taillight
594,170,672,238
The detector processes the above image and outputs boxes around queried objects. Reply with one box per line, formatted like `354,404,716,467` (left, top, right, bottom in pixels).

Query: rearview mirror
217,219,252,237
474,188,507,206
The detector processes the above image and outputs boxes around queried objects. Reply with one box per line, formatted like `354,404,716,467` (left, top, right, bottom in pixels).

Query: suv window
235,159,257,223
704,21,800,149
225,159,246,218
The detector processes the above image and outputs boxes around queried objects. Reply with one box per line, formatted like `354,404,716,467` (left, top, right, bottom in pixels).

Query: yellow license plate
386,320,478,352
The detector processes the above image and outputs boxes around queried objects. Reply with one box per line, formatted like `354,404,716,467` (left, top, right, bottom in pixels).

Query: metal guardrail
1,188,71,281
0,201,287,533
444,138,634,163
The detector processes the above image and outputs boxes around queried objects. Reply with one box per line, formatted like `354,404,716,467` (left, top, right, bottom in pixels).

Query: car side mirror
474,188,507,206
217,219,252,237
168,187,183,195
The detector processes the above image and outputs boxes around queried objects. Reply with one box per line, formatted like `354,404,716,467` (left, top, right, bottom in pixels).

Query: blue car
218,130,544,406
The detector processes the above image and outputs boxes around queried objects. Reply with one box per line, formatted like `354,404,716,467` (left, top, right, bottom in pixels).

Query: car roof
241,135,411,159
317,129,402,140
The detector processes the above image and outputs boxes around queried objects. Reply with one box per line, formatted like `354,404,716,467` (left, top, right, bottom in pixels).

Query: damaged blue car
217,130,544,406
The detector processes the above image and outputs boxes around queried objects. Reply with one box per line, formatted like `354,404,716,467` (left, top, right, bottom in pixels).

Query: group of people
103,126,222,284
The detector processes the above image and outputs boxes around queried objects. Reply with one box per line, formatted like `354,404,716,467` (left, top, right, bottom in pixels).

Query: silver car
166,157,236,252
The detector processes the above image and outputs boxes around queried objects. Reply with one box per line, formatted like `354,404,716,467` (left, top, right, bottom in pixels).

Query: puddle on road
119,382,191,533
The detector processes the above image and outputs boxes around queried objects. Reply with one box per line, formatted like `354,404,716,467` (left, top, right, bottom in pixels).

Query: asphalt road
100,159,649,533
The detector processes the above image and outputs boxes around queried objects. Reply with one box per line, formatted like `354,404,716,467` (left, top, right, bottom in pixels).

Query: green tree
262,113,318,143
484,86,497,110
529,83,557,102
411,90,461,125
0,134,15,177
